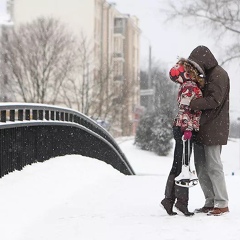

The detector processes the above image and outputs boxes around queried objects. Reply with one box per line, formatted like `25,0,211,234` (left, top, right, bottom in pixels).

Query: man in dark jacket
188,46,230,216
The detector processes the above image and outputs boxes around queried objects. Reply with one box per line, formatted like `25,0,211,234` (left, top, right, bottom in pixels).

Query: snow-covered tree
135,111,155,151
135,111,173,156
135,66,176,156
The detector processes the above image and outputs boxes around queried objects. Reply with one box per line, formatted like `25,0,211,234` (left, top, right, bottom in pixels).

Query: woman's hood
188,45,218,76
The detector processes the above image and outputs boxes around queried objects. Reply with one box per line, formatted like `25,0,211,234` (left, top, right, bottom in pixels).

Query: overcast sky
0,0,9,22
114,0,239,118
0,0,239,117
113,0,215,63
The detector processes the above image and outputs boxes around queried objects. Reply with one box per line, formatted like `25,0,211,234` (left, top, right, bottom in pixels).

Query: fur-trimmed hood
169,59,205,88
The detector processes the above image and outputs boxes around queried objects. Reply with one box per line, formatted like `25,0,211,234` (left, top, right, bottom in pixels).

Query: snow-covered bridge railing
0,103,135,178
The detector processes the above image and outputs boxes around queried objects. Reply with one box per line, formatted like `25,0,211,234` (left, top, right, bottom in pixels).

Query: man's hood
188,45,218,76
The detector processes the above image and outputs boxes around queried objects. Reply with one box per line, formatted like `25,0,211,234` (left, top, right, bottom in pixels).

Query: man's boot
161,174,177,215
175,185,194,216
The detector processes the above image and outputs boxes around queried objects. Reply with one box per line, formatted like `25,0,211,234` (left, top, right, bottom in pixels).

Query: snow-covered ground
0,137,240,240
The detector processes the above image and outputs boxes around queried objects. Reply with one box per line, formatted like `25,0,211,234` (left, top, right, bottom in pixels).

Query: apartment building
8,0,141,136
0,0,14,102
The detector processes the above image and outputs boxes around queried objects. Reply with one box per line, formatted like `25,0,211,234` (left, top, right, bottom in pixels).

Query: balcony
113,52,123,58
114,75,124,81
140,89,154,96
113,52,125,62
114,26,125,35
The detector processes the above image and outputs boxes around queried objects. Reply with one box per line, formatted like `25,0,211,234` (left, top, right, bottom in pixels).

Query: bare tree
163,0,240,64
91,62,121,120
2,17,76,103
62,33,123,127
152,65,177,119
61,33,94,114
118,65,141,136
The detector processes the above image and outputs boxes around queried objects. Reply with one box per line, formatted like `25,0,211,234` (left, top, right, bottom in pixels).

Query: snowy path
0,138,239,240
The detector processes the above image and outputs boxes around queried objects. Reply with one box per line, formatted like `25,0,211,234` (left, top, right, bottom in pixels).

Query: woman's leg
161,127,193,216
172,127,194,216
161,127,182,215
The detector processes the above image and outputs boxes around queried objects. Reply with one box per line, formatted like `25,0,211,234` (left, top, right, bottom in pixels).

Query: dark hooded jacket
189,46,230,145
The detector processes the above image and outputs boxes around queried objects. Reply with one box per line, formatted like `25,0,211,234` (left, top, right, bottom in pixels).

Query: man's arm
190,73,229,111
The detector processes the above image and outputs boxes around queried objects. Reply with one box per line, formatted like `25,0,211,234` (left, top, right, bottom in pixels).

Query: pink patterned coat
169,63,203,132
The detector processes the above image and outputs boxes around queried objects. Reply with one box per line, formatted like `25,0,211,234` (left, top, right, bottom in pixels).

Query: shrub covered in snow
135,111,173,156
135,66,176,156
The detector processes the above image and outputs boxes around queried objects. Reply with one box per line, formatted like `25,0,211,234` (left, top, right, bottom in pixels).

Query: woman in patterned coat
161,59,204,216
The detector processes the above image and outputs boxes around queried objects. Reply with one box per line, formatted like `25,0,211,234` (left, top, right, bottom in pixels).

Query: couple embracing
161,46,230,217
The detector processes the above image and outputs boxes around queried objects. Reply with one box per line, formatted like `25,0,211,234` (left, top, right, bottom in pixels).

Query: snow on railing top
0,102,135,175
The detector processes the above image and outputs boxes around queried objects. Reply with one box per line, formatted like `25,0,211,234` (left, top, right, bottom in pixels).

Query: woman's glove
183,131,192,140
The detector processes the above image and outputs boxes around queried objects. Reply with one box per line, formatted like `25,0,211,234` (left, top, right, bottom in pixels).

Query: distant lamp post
140,35,153,112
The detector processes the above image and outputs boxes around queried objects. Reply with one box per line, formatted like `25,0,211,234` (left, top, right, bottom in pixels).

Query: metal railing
0,103,135,178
